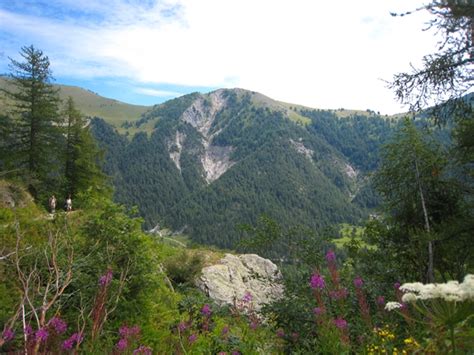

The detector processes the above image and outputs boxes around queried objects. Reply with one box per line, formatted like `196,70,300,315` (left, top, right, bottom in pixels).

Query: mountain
91,88,407,249
0,76,149,130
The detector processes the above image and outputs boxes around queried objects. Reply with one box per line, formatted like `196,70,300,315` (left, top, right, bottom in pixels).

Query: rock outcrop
196,254,284,310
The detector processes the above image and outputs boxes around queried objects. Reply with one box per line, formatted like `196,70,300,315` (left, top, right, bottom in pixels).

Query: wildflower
231,351,241,355
401,292,417,303
385,302,402,311
99,269,113,286
133,345,152,354
310,273,325,289
117,338,128,351
24,324,33,336
333,318,348,330
178,322,187,332
221,325,229,336
62,332,83,350
376,296,385,306
313,307,324,316
394,282,401,290
2,328,14,342
35,328,49,342
49,316,67,334
188,333,197,343
403,337,419,347
201,304,212,317
120,325,140,338
354,276,364,288
276,328,285,338
250,321,258,330
242,291,253,302
326,250,336,262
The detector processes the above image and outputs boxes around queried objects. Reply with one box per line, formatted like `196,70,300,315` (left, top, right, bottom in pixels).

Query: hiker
49,195,57,213
65,195,72,212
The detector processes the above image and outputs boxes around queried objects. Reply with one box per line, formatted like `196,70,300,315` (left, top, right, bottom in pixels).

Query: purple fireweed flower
231,351,241,355
119,325,140,338
242,291,253,302
325,250,336,262
2,328,14,342
394,282,401,290
217,352,228,355
276,328,285,338
333,318,348,330
24,324,33,336
221,325,230,336
117,338,128,351
250,321,258,330
313,307,324,316
178,322,187,332
133,345,152,355
49,317,67,334
353,277,364,288
99,269,113,286
35,328,49,342
201,304,212,317
188,333,197,344
62,339,74,350
376,296,385,306
310,273,325,289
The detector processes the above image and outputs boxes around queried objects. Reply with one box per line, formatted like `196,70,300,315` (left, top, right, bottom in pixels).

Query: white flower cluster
384,301,402,311
400,274,474,303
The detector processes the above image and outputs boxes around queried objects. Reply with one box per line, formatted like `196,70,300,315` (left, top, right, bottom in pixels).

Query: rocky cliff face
196,254,284,310
181,90,235,182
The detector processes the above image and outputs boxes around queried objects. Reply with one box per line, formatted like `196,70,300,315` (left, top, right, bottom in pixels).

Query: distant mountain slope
0,76,149,128
91,88,417,249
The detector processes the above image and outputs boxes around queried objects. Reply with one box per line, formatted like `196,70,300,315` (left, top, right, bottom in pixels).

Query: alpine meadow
0,1,473,354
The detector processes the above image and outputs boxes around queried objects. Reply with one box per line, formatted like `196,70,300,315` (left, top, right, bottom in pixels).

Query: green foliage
164,250,205,287
1,45,62,199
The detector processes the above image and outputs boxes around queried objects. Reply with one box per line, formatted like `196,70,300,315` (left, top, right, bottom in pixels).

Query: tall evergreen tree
62,96,108,200
374,120,462,282
1,45,61,198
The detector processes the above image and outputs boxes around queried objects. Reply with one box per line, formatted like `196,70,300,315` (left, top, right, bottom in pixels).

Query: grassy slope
0,77,150,128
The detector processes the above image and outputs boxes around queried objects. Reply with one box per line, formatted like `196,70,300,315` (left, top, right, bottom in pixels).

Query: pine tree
1,45,61,198
62,96,109,200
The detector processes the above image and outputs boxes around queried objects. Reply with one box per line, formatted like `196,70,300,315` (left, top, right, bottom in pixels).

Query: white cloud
134,87,183,97
0,0,440,114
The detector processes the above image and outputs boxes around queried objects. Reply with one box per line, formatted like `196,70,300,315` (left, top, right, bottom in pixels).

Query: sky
0,0,440,114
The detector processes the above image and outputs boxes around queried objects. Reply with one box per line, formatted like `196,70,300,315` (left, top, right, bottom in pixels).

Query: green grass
0,77,150,128
332,223,376,250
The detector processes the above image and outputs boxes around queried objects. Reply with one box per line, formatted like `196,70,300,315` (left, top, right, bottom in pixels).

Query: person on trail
49,195,56,213
65,195,72,212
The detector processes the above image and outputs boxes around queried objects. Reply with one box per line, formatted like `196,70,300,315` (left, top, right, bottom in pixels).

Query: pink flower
276,328,285,338
242,292,253,302
333,318,348,330
35,328,49,342
250,321,258,330
188,333,197,343
353,277,364,288
117,338,128,351
178,322,187,332
133,345,152,354
310,273,325,289
326,250,336,262
99,269,113,286
201,304,212,317
49,317,67,334
62,332,83,350
313,307,324,316
2,328,14,342
394,282,401,290
221,326,229,336
24,324,33,336
376,296,385,306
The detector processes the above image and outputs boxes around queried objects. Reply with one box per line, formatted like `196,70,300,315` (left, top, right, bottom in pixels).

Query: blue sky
0,0,438,112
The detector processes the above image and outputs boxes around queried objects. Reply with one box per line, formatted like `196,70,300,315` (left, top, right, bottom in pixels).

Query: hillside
90,88,420,249
0,76,149,129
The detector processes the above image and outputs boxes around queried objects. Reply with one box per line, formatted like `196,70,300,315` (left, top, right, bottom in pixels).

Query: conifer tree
62,96,108,200
1,45,61,198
